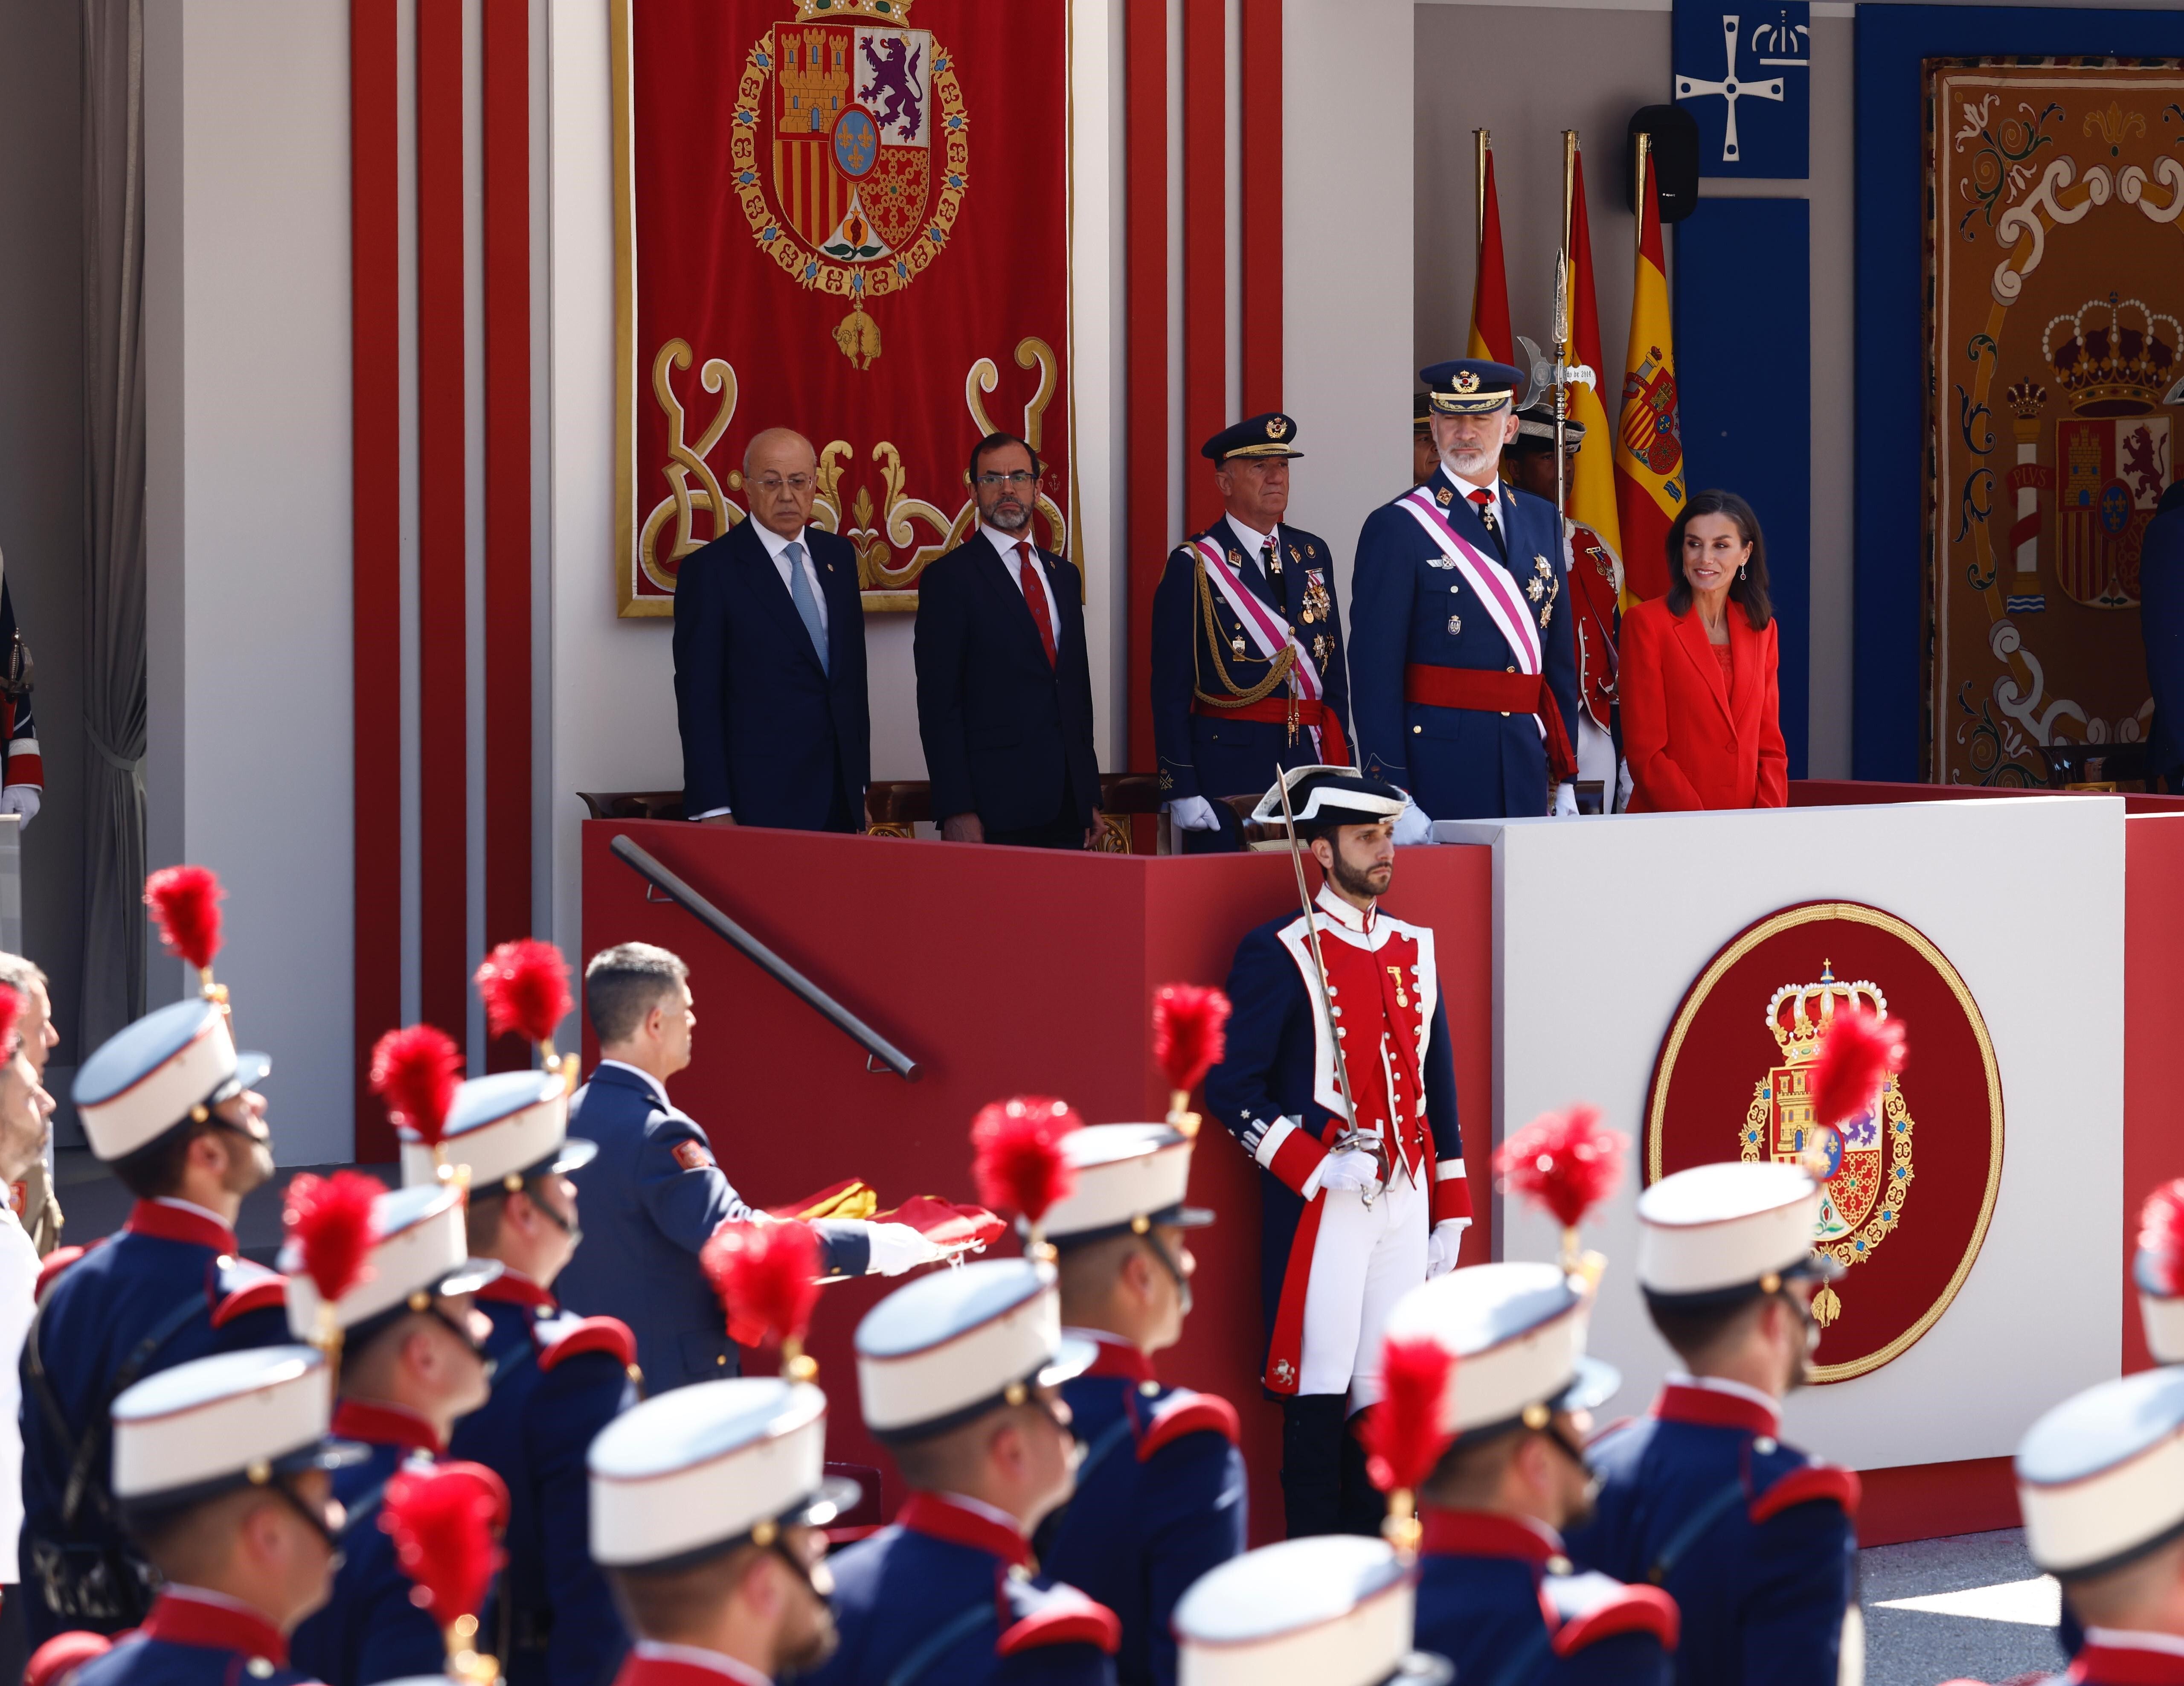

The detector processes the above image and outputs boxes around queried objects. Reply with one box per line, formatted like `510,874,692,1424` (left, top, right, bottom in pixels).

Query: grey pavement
1863,1529,2067,1686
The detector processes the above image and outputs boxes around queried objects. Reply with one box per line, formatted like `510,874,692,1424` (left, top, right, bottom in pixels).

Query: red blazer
1618,596,1788,811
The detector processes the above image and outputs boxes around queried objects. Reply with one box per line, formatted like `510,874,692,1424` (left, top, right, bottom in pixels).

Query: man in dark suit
672,427,871,830
2141,480,2184,791
554,943,940,1392
913,433,1103,847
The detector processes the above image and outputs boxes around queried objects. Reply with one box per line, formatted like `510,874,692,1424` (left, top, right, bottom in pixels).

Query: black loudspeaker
1625,104,1701,223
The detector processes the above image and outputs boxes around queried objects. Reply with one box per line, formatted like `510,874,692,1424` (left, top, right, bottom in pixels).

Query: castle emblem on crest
729,0,969,367
1743,963,1915,1327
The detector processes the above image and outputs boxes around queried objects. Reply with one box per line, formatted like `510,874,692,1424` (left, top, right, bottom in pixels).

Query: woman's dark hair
1664,489,1772,629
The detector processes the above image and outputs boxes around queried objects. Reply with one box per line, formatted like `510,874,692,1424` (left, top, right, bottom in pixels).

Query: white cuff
691,806,732,820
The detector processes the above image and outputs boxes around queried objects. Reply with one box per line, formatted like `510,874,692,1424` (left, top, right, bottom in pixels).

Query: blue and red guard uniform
1564,1382,1860,1686
807,1491,1120,1686
20,1201,290,1646
1037,1334,1246,1686
69,1588,324,1686
1,575,41,794
450,1273,640,1686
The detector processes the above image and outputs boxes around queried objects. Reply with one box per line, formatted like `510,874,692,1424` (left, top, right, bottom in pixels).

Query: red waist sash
1191,695,1350,769
1404,663,1577,785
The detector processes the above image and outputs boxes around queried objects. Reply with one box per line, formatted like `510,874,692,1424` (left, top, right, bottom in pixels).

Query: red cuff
2,753,38,788
1433,1177,1474,1224
1263,1123,1327,1198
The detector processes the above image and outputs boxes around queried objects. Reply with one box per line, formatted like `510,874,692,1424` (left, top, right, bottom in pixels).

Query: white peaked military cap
110,1345,364,1511
1041,1123,1214,1247
282,1182,501,1341
855,1257,1095,1441
1250,766,1408,830
2018,1368,2184,1578
1174,1535,1450,1686
400,1067,596,1192
589,1376,856,1570
73,997,271,1163
1635,1161,1842,1302
1382,1262,1618,1444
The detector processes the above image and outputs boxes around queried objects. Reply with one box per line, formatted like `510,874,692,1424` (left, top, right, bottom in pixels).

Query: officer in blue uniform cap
1151,413,1352,853
417,1072,640,1686
1350,359,1581,821
1035,1124,1246,1686
1171,1534,1449,1686
1565,1162,1860,1686
805,1257,1123,1686
26,997,291,1645
287,1183,504,1686
1383,1261,1677,1683
55,1344,365,1686
588,1375,859,1686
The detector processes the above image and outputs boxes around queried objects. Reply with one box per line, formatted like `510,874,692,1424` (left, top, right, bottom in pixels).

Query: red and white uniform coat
1205,885,1468,1407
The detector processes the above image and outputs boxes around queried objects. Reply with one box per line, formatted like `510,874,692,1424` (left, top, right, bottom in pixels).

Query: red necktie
1016,542,1057,666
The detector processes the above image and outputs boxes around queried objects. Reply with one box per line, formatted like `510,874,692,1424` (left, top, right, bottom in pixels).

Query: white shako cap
1174,1535,1448,1686
1636,1161,1838,1300
110,1344,363,1509
1250,765,1408,831
1382,1262,1618,1443
400,1067,595,1192
855,1257,1096,1441
282,1181,502,1341
2018,1368,2184,1578
72,997,271,1163
590,1376,857,1570
1041,1123,1214,1247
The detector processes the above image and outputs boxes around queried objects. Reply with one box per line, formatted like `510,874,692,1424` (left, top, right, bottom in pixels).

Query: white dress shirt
984,524,1060,640
691,522,832,820
1224,512,1280,567
596,1058,674,1113
1440,463,1509,535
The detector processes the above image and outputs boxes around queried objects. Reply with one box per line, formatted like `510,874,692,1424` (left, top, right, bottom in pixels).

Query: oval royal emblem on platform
1644,901,2004,1383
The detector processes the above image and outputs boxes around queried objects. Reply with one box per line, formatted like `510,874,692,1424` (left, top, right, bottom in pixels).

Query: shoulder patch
538,1314,639,1375
33,1244,89,1305
671,1139,715,1171
1138,1390,1241,1461
212,1261,288,1328
1750,1463,1862,1526
1546,1576,1680,1656
997,1585,1121,1657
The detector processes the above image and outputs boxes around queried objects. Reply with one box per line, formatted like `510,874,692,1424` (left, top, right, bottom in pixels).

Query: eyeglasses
753,474,816,494
975,470,1037,488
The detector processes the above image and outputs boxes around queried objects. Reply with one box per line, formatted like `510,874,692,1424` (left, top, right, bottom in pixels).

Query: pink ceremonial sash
1397,489,1542,674
1191,537,1326,703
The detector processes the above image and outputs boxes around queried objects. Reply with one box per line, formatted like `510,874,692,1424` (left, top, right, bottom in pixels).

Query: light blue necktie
785,540,829,675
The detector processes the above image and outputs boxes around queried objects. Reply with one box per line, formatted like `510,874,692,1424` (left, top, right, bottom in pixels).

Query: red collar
616,1645,773,1686
1653,1383,1781,1439
1076,1334,1154,1387
1418,1508,1565,1566
332,1398,445,1457
2073,1642,2184,1683
477,1271,556,1313
123,1200,239,1254
897,1491,1032,1570
139,1588,288,1667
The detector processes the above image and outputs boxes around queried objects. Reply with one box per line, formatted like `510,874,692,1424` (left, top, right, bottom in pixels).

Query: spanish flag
1565,145,1623,576
1613,140,1684,603
1467,135,1512,364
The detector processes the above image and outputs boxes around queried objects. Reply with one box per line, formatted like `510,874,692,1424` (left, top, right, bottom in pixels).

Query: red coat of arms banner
1644,901,2004,1382
612,0,1073,616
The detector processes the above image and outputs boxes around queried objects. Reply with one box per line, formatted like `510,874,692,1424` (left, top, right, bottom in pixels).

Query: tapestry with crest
611,0,1072,616
1926,58,2184,782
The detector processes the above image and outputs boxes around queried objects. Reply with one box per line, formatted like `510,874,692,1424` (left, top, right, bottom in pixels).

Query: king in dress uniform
1349,360,1580,820
1564,1163,1861,1686
1202,768,1470,1540
1036,1124,1247,1686
1150,414,1352,853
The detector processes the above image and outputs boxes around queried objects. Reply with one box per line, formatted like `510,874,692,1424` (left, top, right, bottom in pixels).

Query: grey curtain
76,0,146,1048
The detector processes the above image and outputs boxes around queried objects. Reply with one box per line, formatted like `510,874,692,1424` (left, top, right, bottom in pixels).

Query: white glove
1426,1217,1471,1278
1616,759,1635,813
863,1221,947,1276
1552,782,1579,818
1309,1148,1384,1200
1391,796,1434,847
0,785,38,829
1168,794,1221,832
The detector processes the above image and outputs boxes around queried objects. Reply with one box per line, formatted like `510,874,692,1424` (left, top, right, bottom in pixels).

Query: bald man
673,427,872,831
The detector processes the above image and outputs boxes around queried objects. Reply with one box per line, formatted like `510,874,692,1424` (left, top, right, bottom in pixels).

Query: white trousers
1297,1173,1426,1410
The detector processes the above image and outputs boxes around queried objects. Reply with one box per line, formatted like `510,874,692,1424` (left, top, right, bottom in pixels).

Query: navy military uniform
1172,1534,1451,1686
1350,360,1580,820
26,997,289,1645
1564,1163,1857,1686
1034,1124,1246,1686
1151,414,1351,853
808,1259,1119,1686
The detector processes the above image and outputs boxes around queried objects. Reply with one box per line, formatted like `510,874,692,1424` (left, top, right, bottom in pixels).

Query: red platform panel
581,822,1493,1544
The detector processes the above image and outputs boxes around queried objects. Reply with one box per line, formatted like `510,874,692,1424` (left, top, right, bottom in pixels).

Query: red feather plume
144,865,224,973
1810,1008,1908,1129
368,1024,463,1146
283,1170,384,1303
25,1632,115,1686
474,939,572,1046
970,1096,1079,1226
1153,984,1231,1099
1363,1334,1455,1495
702,1219,822,1352
0,983,21,1059
1496,1105,1627,1231
381,1460,509,1629
2140,1180,2184,1297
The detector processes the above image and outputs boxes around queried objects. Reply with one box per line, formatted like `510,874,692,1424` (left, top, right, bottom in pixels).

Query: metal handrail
609,834,921,1081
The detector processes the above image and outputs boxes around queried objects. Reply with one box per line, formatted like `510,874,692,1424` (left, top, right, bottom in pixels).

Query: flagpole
1475,129,1488,250
1554,130,1577,530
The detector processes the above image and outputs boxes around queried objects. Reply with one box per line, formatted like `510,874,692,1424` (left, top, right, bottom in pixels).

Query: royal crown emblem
1452,369,1481,394
2043,295,2181,417
1266,416,1289,439
1743,962,1916,1327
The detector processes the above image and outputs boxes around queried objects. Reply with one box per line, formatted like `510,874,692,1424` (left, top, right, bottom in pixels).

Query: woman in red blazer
1619,490,1789,811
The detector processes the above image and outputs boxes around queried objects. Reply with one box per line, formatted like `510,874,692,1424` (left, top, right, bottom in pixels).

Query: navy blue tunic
71,1590,323,1686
